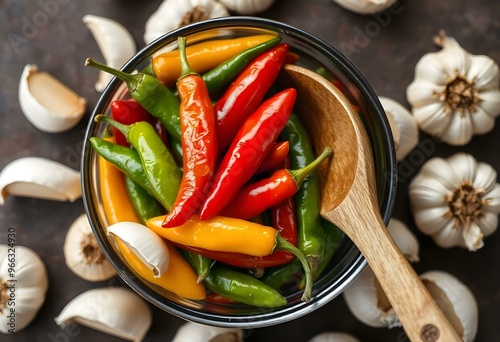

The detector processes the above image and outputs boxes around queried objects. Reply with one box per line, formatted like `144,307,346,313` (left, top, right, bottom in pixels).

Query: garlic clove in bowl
64,214,116,282
83,15,136,92
379,97,419,161
0,157,81,205
18,65,86,133
420,270,478,342
54,287,152,341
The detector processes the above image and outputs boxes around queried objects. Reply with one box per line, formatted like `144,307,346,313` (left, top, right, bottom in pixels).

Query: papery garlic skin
218,0,276,14
409,153,500,251
55,287,152,342
144,0,229,44
83,15,136,92
0,245,48,333
331,0,397,15
406,32,500,146
308,332,360,342
172,321,243,342
420,271,478,342
387,218,420,262
64,214,116,282
0,157,81,205
379,97,419,161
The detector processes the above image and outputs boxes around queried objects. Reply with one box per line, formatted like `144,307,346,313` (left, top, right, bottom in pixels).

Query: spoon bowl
281,64,461,342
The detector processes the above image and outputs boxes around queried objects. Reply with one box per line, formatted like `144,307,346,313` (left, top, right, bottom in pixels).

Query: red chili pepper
162,37,217,228
256,141,290,174
220,147,332,220
214,43,289,153
199,88,296,220
205,292,236,305
110,99,151,146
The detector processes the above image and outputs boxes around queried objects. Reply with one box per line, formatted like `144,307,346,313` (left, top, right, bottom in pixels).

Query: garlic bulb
406,31,500,146
64,214,116,282
172,321,243,342
144,0,229,45
107,222,170,278
331,0,397,15
0,245,48,333
379,97,419,161
55,287,152,341
0,157,81,205
18,64,86,132
218,0,276,14
83,15,136,92
343,218,419,328
420,270,478,342
308,332,360,342
409,153,500,251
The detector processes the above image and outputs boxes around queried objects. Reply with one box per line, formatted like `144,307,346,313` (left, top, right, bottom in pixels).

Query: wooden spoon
281,64,461,342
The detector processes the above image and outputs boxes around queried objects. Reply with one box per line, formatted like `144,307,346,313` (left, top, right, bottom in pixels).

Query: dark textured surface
1,0,499,341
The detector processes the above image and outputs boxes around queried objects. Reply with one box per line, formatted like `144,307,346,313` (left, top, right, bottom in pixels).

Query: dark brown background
1,0,499,341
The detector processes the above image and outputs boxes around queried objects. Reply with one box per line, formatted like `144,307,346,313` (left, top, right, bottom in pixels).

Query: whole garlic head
407,31,500,146
331,0,397,15
409,153,500,251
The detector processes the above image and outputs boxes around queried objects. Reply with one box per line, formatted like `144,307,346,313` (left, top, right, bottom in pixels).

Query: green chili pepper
281,113,326,271
85,58,181,141
261,259,302,290
124,176,164,224
180,250,214,283
202,36,281,95
311,219,343,280
94,115,181,211
204,265,287,308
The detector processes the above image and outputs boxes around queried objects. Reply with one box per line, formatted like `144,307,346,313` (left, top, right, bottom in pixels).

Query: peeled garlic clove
172,321,243,342
379,97,419,161
64,214,116,282
18,64,86,133
387,218,420,263
144,0,229,45
308,332,360,342
107,222,169,278
218,0,276,14
0,245,49,333
55,287,151,341
0,157,81,205
83,15,136,92
331,0,397,15
420,271,478,342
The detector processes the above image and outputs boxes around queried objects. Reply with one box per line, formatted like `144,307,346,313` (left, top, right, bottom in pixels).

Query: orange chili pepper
152,34,277,87
99,137,205,300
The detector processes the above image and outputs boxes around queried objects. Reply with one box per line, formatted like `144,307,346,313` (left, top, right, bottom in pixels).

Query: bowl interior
81,16,396,328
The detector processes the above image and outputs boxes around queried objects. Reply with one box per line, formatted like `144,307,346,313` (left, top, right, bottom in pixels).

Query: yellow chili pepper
147,215,280,257
152,34,277,86
99,137,205,300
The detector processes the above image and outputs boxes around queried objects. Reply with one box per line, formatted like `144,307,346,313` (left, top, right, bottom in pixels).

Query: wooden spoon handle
326,209,461,342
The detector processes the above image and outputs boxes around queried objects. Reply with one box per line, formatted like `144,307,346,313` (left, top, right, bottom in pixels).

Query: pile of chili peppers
86,34,343,308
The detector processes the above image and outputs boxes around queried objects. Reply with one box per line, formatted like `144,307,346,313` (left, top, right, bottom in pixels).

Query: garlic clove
218,0,276,14
54,287,152,341
440,111,474,146
64,214,116,282
0,245,49,333
107,222,169,278
387,218,420,263
83,15,136,92
18,65,86,133
419,271,478,342
379,97,419,161
144,0,229,45
467,54,499,88
307,332,360,342
331,0,397,15
0,157,81,205
172,321,243,342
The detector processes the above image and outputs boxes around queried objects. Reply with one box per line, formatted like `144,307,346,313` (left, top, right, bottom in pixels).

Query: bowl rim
81,16,397,328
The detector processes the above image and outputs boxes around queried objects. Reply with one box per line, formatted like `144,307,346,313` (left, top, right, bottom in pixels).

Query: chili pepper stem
95,114,131,139
177,37,197,79
290,147,333,186
276,234,313,302
84,58,141,90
